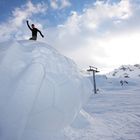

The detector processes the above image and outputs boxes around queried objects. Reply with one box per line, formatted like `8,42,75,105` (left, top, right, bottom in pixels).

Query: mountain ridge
106,64,140,79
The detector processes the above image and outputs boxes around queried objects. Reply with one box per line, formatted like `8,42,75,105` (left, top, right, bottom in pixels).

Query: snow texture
1,40,140,140
0,40,92,140
63,74,140,140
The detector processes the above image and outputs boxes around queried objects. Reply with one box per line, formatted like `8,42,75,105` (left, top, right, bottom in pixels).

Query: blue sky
0,0,121,25
0,0,140,73
0,0,95,25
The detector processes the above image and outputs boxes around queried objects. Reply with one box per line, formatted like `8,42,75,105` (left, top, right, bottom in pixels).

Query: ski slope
62,75,140,140
0,40,92,140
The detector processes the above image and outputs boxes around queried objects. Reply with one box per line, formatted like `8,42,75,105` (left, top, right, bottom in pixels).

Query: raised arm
37,29,44,38
26,20,32,31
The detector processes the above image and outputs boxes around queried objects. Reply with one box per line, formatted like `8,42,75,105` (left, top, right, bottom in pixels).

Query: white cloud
0,1,47,40
12,1,47,26
98,32,140,72
72,0,131,30
50,0,71,10
94,0,132,19
53,0,132,40
61,0,71,9
0,0,140,73
47,0,140,73
50,0,58,9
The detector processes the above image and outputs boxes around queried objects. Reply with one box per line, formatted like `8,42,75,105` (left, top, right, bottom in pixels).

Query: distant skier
120,80,123,86
26,20,44,40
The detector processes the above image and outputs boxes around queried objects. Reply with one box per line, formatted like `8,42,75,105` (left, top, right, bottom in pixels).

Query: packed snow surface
0,40,92,140
63,75,140,140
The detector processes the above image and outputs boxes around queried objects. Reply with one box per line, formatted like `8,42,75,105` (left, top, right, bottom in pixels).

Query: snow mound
0,40,92,140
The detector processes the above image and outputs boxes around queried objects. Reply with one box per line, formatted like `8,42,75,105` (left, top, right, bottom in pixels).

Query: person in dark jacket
26,20,44,40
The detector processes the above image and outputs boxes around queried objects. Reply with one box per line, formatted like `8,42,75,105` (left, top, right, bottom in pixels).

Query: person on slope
26,20,44,40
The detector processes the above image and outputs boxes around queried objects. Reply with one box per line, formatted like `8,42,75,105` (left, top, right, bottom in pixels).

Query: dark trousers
29,36,37,40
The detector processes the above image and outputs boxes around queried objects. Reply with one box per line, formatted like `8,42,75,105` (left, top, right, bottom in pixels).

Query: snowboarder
26,20,44,40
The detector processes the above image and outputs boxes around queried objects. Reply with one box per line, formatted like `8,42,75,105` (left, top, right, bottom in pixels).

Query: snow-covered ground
63,76,140,140
0,40,140,140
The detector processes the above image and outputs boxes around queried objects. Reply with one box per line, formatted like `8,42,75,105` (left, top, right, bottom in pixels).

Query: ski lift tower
87,66,99,94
